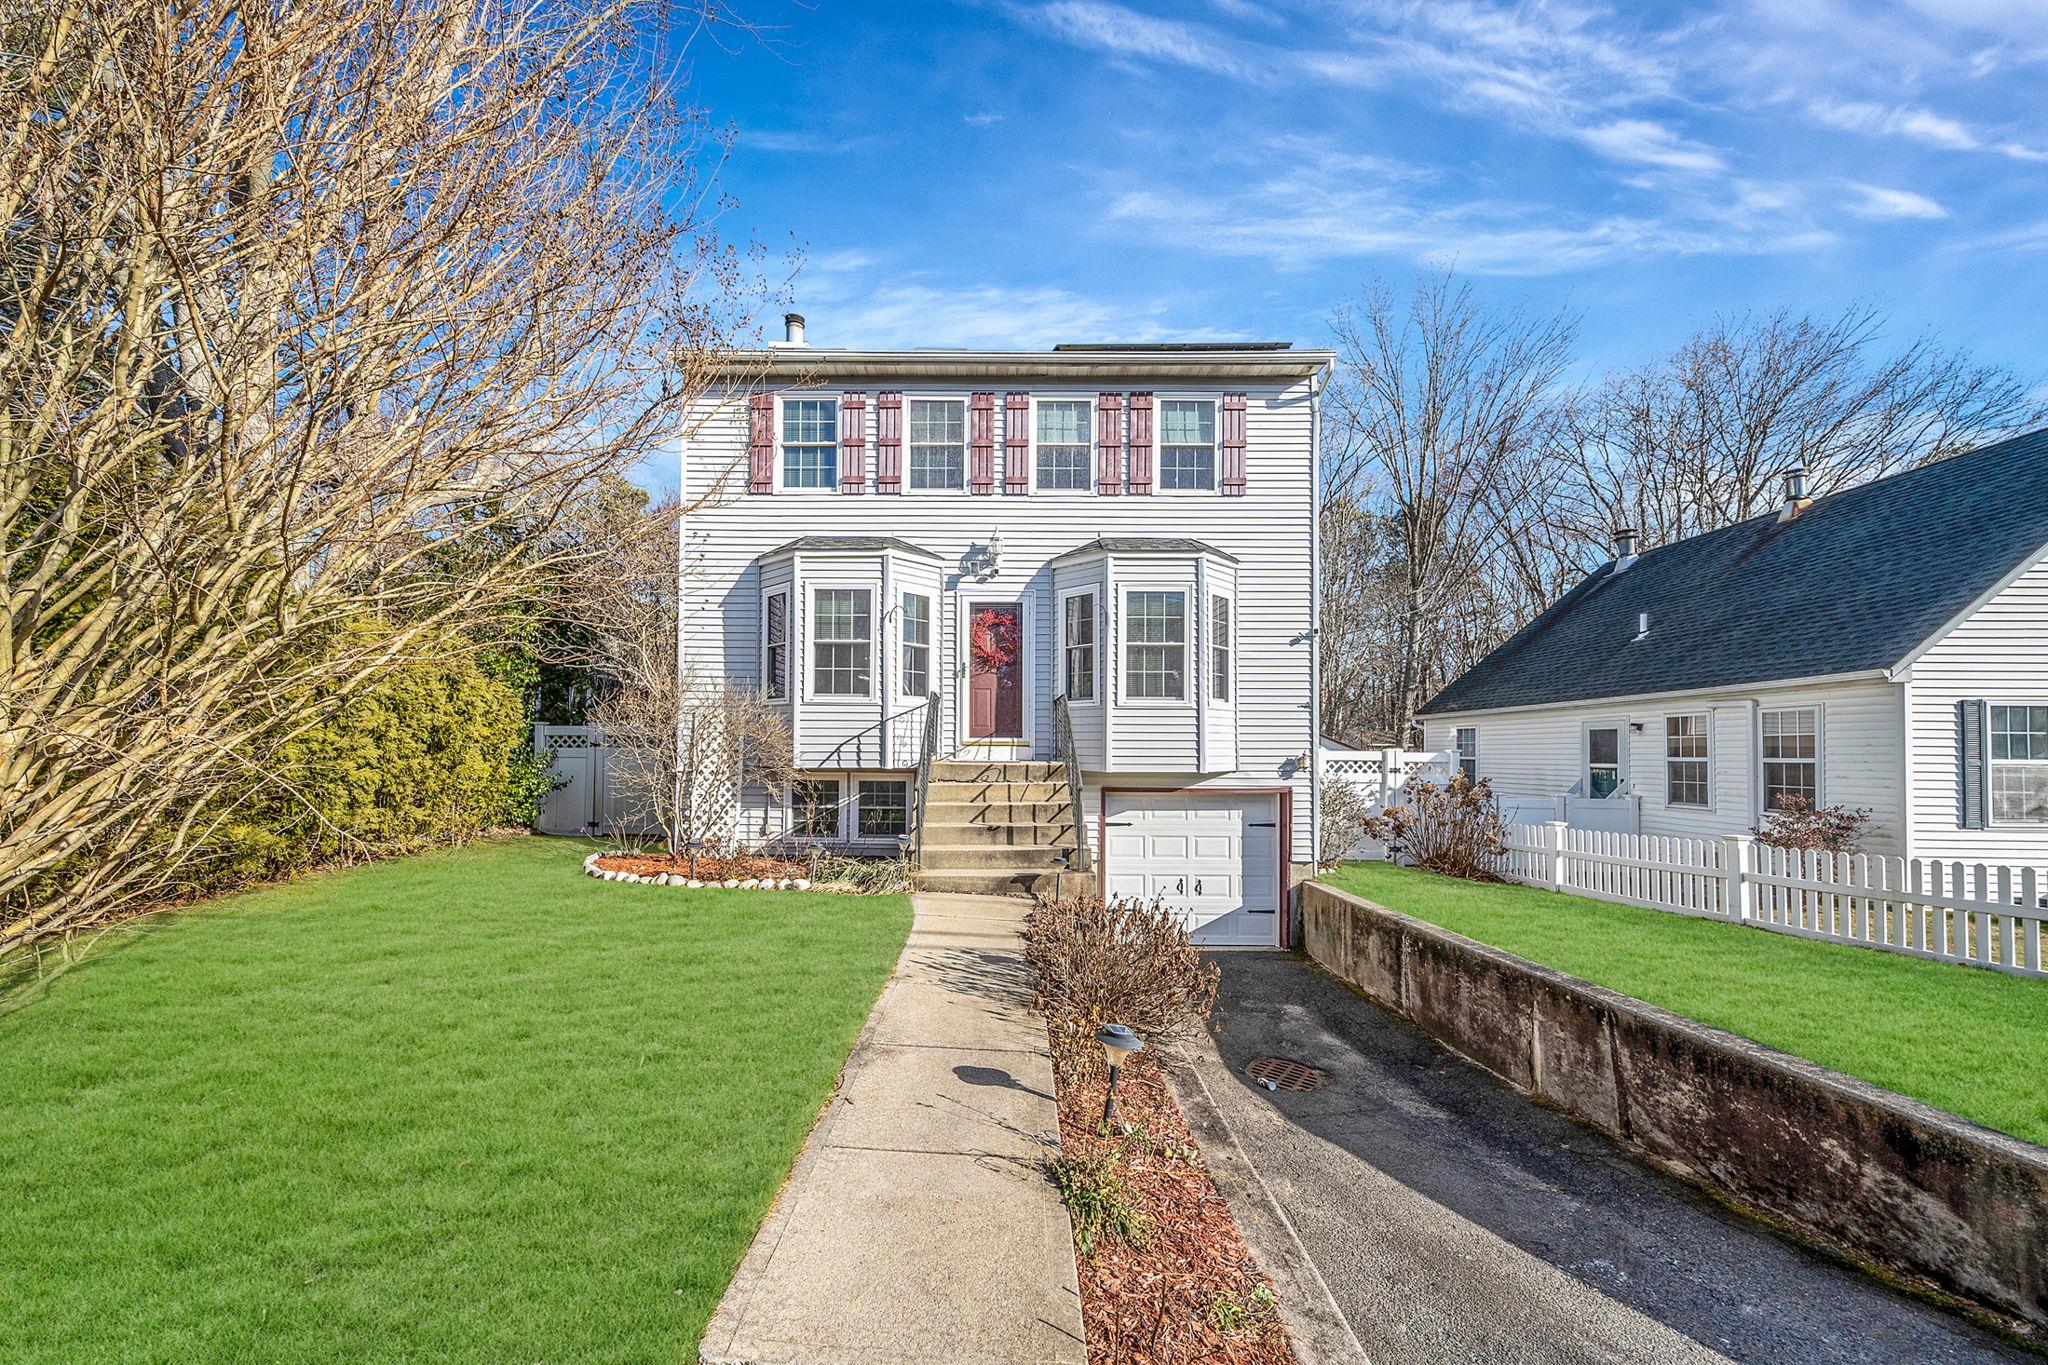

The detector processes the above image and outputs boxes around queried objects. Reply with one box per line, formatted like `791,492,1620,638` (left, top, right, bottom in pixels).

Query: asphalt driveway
1174,950,2034,1365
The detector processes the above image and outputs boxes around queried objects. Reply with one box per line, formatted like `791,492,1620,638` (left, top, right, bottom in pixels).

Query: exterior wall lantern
961,530,1003,582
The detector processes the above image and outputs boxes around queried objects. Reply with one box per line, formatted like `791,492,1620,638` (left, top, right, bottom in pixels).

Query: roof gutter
1417,666,1898,721
710,347,1338,385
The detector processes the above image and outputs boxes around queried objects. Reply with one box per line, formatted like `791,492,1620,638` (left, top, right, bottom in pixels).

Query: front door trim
953,593,1035,754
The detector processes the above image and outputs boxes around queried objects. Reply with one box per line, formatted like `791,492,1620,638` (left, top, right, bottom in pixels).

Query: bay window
763,590,788,701
1210,595,1232,702
1063,592,1097,701
811,589,872,697
1124,590,1187,700
901,594,931,698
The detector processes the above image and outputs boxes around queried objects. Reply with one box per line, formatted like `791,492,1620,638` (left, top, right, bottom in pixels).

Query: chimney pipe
1613,526,1640,569
1778,466,1812,522
783,312,807,346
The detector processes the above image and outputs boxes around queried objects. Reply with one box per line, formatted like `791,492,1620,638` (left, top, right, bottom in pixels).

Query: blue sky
686,0,2047,381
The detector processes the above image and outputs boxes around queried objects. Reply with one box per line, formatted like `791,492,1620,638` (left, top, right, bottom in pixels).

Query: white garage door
1102,793,1282,947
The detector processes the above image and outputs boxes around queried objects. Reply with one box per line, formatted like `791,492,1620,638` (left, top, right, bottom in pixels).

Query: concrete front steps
918,760,1084,898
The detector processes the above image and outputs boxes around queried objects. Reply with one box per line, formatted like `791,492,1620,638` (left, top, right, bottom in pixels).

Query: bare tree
1325,275,1576,743
1,0,766,952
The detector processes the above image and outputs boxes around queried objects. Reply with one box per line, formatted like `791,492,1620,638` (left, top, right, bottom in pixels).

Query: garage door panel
1102,792,1281,947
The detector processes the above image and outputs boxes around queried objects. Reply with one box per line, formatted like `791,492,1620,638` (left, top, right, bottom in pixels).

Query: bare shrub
1317,778,1376,868
1024,896,1220,1083
1362,773,1508,881
810,855,908,896
1755,798,1871,854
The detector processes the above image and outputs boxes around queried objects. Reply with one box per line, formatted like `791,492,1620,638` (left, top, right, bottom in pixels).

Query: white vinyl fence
1323,749,1452,860
1498,821,2048,979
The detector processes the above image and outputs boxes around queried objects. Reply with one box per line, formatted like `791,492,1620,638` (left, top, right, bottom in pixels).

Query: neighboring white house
675,317,1330,946
1417,430,2048,867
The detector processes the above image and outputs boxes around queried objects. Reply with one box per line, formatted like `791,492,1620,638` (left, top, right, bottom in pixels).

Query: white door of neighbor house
1102,793,1281,947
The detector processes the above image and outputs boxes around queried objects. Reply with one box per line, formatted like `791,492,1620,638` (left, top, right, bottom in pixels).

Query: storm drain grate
1246,1056,1329,1093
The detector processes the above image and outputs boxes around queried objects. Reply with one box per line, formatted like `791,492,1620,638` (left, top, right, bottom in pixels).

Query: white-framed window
1062,591,1097,702
811,588,872,697
1035,398,1093,491
1665,713,1709,807
1454,727,1477,783
1124,590,1187,700
908,398,966,490
1988,704,2048,824
781,397,838,489
856,779,910,839
763,590,789,701
901,593,931,699
1210,595,1232,702
1158,399,1216,491
1759,707,1819,811
1586,725,1622,798
791,778,841,840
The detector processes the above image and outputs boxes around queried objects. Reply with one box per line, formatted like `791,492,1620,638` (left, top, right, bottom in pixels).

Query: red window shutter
748,393,774,493
969,392,996,494
1004,391,1030,493
1127,392,1153,495
875,391,903,493
1221,392,1248,496
839,391,867,494
1096,392,1124,496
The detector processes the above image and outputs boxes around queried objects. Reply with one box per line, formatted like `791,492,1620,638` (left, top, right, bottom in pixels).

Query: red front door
968,602,1025,740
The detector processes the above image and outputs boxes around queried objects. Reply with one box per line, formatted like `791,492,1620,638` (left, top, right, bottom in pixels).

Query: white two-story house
679,317,1330,945
1418,429,2048,868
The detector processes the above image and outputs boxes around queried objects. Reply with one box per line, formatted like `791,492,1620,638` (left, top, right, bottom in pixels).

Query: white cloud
1015,1,1271,82
1575,119,1727,174
742,129,873,155
963,111,1006,126
1804,98,2048,160
1843,183,1948,220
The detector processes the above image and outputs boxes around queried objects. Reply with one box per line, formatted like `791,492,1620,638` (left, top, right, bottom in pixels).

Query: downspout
1307,361,1327,914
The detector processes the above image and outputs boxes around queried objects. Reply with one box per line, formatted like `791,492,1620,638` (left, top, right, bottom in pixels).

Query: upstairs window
1760,707,1818,811
811,588,872,697
1989,704,2048,823
1454,727,1477,783
1159,400,1216,491
1036,400,1093,490
1124,590,1187,700
781,398,838,489
901,594,931,698
1210,596,1232,702
763,590,788,701
1063,592,1096,702
1665,714,1709,807
908,398,966,490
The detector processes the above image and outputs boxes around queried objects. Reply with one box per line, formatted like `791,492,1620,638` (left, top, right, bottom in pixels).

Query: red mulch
1051,1038,1295,1364
591,851,809,881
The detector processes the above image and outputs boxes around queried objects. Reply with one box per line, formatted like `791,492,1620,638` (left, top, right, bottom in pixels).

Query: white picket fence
1498,821,2048,979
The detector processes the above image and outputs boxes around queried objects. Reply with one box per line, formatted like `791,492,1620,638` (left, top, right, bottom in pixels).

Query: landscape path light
684,838,704,880
1097,1023,1144,1133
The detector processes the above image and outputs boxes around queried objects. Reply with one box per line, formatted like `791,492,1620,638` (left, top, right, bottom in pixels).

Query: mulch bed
1050,1037,1295,1364
591,851,809,882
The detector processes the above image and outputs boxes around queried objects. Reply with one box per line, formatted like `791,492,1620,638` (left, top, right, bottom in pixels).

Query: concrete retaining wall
1302,881,2048,1333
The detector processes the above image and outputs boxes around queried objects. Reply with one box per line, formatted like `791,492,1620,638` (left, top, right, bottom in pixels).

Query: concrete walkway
700,893,1085,1365
1172,951,2032,1365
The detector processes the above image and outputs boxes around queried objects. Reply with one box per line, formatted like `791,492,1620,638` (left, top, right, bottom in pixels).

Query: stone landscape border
1301,881,2048,1337
581,851,813,891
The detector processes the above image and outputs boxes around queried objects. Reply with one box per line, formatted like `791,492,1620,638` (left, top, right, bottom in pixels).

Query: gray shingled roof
1418,428,2048,717
760,536,943,560
1051,537,1239,563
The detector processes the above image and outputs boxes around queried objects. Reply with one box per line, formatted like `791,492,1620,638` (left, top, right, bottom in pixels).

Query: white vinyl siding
1124,590,1188,700
1036,399,1092,491
781,398,837,489
908,399,966,491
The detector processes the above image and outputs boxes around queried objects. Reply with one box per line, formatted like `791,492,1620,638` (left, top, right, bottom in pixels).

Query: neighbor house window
811,589,872,697
781,398,838,489
1760,707,1818,811
1063,592,1097,701
1158,400,1216,490
1036,399,1093,490
792,779,841,839
1124,590,1187,700
764,590,788,701
1989,704,2048,823
1586,726,1622,798
908,398,966,490
1210,596,1232,702
1665,713,1709,807
857,779,910,839
1454,727,1477,783
901,594,930,698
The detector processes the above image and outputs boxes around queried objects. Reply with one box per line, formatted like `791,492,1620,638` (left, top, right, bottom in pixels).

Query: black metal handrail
907,692,941,867
1052,693,1091,874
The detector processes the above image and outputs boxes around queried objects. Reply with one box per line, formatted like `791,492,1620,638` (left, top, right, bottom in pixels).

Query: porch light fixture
961,530,1003,581
1097,1023,1144,1133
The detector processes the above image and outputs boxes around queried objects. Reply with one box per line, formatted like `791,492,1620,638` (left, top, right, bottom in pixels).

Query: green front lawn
0,837,912,1363
1322,862,2048,1148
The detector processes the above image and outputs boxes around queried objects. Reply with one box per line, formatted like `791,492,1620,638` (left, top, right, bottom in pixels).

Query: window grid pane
1665,714,1708,806
1455,727,1477,783
812,589,872,696
793,779,840,839
1760,708,1818,811
765,592,788,700
901,594,930,698
1037,401,1092,490
1124,591,1187,700
909,399,965,490
1211,596,1231,702
782,399,839,488
1064,594,1096,701
1989,705,2048,821
857,780,909,838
